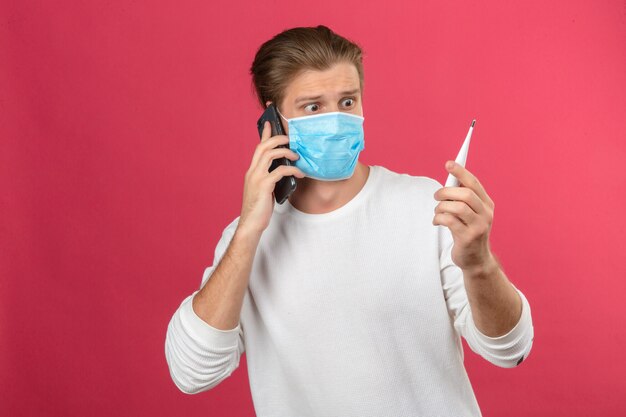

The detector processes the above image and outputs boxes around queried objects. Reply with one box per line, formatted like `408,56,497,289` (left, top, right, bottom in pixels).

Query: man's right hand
238,121,304,237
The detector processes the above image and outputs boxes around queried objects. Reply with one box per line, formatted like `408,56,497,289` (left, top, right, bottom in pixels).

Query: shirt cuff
178,291,242,351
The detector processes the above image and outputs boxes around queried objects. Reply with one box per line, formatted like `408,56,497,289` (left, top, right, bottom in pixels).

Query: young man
165,25,534,416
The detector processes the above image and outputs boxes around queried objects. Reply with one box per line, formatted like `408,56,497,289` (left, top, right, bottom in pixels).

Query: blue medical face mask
277,110,365,181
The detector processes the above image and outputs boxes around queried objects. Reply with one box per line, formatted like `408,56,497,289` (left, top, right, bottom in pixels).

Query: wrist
462,253,500,280
234,222,263,244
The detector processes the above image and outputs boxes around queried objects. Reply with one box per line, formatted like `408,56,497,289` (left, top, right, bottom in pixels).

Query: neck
287,162,370,214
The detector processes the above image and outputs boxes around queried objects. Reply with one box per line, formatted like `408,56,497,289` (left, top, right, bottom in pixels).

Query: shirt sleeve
438,223,535,368
164,216,245,394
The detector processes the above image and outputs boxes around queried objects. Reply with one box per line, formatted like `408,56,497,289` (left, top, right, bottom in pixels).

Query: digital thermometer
444,119,476,187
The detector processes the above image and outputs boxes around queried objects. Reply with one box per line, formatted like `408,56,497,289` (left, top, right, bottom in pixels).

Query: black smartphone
256,103,297,204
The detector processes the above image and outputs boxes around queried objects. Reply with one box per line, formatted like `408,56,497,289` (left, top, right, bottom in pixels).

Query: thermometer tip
471,119,476,128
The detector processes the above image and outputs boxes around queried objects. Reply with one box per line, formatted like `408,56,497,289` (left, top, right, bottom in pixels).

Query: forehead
284,62,361,101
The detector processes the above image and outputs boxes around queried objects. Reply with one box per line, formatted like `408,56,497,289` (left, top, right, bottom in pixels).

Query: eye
304,103,320,113
341,98,355,108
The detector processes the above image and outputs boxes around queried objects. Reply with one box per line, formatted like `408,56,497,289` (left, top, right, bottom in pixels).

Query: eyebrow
294,89,361,105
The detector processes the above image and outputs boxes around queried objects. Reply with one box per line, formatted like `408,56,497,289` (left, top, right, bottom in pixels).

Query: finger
251,134,291,170
433,212,467,235
251,123,271,169
262,134,290,149
434,187,484,214
260,121,272,142
434,200,477,226
260,147,300,172
265,164,305,185
445,161,493,207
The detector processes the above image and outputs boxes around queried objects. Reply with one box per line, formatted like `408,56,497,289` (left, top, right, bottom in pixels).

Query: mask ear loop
276,107,289,123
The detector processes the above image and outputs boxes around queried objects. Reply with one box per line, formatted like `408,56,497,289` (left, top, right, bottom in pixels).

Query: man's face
267,61,363,135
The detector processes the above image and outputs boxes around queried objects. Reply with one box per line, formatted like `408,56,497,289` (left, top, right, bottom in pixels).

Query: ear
265,100,272,108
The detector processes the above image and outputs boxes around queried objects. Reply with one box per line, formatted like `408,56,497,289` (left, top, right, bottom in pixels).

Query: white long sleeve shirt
165,164,534,417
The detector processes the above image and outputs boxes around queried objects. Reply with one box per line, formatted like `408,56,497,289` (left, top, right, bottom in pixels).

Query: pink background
2,1,625,416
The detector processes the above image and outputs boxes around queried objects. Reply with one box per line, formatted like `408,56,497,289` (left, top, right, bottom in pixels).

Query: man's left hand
433,160,497,275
